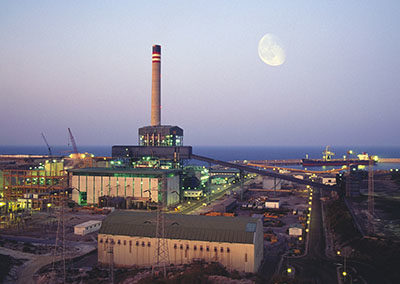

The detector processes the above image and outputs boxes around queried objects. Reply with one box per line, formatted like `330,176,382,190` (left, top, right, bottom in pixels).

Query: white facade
98,212,263,273
288,226,302,236
265,200,280,209
183,189,203,198
70,171,180,206
322,177,336,185
74,220,102,235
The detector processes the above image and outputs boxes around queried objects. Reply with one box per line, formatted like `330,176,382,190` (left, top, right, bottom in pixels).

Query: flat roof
68,167,181,176
75,220,102,228
99,210,259,244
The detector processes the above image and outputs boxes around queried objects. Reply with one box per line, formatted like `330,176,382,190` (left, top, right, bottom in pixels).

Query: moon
258,33,286,66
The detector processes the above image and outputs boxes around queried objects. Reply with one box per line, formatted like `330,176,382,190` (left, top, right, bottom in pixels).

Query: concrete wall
98,233,260,273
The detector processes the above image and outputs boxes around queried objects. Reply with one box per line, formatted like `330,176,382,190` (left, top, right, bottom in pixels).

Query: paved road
177,179,250,214
286,189,338,284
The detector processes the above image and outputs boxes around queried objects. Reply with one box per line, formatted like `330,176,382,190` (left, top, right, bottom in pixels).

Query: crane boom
68,128,78,154
41,133,53,156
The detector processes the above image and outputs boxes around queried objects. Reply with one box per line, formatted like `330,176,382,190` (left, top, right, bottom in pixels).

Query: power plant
1,43,393,284
113,44,190,166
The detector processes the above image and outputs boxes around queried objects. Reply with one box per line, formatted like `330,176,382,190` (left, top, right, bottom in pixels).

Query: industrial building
98,211,263,273
112,45,188,166
68,168,181,207
74,220,102,236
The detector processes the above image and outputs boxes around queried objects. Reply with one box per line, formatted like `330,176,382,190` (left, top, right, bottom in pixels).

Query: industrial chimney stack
151,45,161,126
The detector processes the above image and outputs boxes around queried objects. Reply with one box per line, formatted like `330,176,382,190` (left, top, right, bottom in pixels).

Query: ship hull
302,159,372,167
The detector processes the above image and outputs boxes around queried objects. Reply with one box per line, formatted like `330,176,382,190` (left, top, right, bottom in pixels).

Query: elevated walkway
191,154,334,190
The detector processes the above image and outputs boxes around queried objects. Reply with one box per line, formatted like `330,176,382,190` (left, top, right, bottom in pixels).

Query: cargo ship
302,146,376,167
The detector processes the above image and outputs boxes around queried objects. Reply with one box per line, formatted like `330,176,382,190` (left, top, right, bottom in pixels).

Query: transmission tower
106,237,115,284
52,191,66,283
368,158,374,234
152,174,169,277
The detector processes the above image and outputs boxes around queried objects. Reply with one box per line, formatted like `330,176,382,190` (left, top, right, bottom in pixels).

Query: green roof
99,210,259,244
68,167,181,176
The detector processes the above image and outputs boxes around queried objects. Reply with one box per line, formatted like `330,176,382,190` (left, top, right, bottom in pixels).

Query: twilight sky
1,1,399,146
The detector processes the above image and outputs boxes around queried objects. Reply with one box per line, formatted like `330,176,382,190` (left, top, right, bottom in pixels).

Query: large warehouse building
68,168,181,207
98,211,263,273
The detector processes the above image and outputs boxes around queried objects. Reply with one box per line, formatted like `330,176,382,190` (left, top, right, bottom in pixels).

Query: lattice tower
152,175,170,277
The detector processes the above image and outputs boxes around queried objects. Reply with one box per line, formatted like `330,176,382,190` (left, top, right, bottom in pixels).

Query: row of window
173,244,230,253
100,239,151,247
99,239,231,253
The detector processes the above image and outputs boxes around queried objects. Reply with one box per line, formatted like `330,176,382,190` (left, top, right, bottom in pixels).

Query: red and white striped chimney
151,45,161,126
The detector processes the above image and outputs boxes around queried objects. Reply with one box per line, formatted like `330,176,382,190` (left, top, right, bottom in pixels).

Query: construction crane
41,133,53,156
68,128,78,154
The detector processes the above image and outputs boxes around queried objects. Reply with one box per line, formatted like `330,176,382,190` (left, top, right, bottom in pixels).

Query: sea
1,145,399,171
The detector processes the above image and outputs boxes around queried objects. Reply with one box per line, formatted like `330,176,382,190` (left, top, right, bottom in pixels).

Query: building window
147,242,151,247
99,239,103,243
227,248,230,253
220,247,224,253
200,245,203,251
142,242,145,247
214,247,217,252
186,245,189,250
124,240,126,246
245,253,248,262
136,241,139,246
194,245,197,251
180,244,183,250
206,246,210,252
117,240,121,245
174,244,177,249
129,241,132,253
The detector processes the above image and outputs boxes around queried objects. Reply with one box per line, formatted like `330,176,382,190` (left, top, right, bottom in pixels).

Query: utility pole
239,170,245,201
345,163,351,198
152,175,169,277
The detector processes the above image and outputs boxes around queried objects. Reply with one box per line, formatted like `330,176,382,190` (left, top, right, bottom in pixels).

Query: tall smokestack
151,44,161,126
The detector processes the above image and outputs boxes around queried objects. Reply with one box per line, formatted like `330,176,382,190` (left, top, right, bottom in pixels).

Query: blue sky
1,1,399,146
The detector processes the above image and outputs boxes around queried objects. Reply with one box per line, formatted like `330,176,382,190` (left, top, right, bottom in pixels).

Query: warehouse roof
99,210,259,244
68,167,181,176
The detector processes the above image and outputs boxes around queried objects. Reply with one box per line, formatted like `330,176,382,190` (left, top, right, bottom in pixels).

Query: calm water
1,145,399,170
